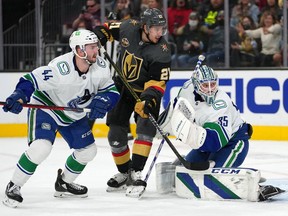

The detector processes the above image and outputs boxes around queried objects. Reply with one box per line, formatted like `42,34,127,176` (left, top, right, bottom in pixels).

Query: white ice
0,137,288,216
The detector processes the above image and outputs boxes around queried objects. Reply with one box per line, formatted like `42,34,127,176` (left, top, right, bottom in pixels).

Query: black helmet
140,8,167,36
140,8,166,27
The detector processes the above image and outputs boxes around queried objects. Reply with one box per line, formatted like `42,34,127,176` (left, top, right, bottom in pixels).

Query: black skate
106,172,128,192
126,169,147,198
54,169,88,198
2,181,23,208
259,185,286,201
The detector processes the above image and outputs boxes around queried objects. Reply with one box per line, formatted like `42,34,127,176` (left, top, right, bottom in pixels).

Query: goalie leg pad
175,166,261,202
155,162,176,194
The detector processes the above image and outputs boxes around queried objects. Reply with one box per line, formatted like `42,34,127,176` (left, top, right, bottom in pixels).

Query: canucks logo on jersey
57,62,70,75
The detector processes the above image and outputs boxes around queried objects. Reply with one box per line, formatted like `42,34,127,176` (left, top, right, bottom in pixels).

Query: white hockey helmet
192,65,218,105
69,29,100,55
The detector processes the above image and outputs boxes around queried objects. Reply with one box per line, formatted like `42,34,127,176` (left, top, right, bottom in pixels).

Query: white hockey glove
171,98,206,149
155,101,174,139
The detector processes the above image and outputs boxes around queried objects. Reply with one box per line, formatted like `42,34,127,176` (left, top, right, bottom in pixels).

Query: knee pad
26,139,52,164
108,124,128,143
73,143,97,164
108,124,129,151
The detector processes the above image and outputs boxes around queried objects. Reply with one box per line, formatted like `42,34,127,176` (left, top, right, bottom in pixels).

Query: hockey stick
131,138,166,198
144,138,166,182
0,101,91,112
100,46,210,171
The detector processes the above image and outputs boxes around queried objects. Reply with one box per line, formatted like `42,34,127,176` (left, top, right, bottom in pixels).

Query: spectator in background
172,11,206,68
72,0,110,30
203,10,240,67
112,0,132,21
198,0,224,36
73,17,93,31
259,0,283,21
140,0,150,13
231,15,260,67
148,0,163,10
230,0,260,28
167,0,192,42
255,0,268,10
244,11,282,66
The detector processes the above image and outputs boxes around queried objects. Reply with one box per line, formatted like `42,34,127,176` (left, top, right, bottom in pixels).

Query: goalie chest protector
175,166,261,202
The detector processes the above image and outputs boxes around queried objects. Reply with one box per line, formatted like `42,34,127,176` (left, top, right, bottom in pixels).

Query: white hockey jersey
22,52,118,126
178,79,244,140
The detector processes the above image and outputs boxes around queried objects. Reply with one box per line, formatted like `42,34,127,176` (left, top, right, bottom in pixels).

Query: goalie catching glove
171,97,207,149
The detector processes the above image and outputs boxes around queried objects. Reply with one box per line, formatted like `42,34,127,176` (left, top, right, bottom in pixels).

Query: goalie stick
100,46,210,171
0,101,91,113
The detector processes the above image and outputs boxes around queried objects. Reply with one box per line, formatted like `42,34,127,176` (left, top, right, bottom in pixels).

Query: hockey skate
54,169,88,198
106,172,128,192
258,185,286,201
2,181,23,208
126,169,147,198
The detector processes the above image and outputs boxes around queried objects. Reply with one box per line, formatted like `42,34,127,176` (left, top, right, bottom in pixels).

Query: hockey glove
88,94,112,119
94,25,113,46
135,95,157,119
3,89,28,114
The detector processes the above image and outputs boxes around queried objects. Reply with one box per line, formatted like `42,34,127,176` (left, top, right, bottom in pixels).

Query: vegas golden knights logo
122,50,143,82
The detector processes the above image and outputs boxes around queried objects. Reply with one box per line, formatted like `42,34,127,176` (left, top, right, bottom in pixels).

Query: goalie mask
69,29,100,63
192,65,218,105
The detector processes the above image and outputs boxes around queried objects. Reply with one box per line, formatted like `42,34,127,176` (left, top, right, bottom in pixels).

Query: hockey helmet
69,29,100,54
140,8,167,35
192,65,218,105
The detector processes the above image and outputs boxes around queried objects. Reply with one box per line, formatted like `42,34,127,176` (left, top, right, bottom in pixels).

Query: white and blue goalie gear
192,65,218,105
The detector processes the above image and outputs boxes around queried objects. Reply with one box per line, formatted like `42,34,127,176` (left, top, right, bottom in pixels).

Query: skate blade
125,185,146,198
54,191,88,198
265,189,286,200
2,196,21,208
106,185,127,192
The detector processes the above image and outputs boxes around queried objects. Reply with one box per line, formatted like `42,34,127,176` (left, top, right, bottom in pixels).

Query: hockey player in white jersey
158,64,284,201
2,29,120,208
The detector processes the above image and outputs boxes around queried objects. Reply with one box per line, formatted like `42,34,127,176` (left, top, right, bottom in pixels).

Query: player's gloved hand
94,25,113,46
134,95,157,119
88,94,112,119
3,89,28,114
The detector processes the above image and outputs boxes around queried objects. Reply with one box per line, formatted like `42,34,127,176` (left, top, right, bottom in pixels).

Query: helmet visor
148,25,167,36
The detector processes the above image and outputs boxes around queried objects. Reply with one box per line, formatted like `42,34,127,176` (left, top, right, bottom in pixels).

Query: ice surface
0,137,288,216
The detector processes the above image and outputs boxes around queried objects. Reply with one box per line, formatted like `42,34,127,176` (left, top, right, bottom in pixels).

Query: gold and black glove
94,25,113,46
135,95,157,119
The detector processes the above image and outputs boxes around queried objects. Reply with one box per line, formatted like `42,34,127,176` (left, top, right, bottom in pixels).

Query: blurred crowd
71,0,286,68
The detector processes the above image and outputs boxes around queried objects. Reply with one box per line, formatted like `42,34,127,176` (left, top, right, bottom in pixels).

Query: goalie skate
126,169,147,198
106,172,128,192
54,169,88,198
258,185,286,201
2,181,23,208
